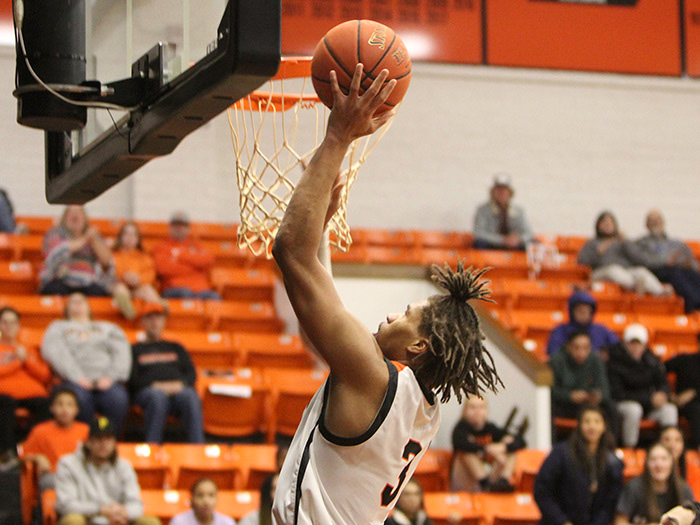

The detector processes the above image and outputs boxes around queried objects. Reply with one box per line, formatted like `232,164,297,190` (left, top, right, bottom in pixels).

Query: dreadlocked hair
415,261,502,403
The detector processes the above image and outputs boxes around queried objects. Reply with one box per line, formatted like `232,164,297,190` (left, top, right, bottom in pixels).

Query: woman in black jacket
534,405,624,525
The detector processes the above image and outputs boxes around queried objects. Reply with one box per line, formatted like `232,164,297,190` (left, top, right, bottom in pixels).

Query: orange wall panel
281,0,483,64
486,0,681,76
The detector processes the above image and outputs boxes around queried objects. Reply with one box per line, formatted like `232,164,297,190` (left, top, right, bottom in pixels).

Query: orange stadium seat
330,244,369,264
134,221,170,241
418,248,464,268
616,448,645,481
555,235,587,256
264,368,327,440
357,228,417,248
117,443,169,489
629,294,685,316
413,230,472,250
139,490,188,525
205,300,283,333
202,240,260,269
594,311,635,338
509,279,569,312
364,246,422,265
214,490,261,520
15,216,55,235
423,492,481,525
0,233,14,261
514,449,547,493
210,267,276,302
537,255,590,283
198,370,271,439
162,330,237,370
476,493,541,525
466,250,530,280
412,448,450,492
638,314,698,347
10,234,44,265
41,489,57,525
163,299,207,331
0,295,64,328
231,443,278,490
233,333,313,369
190,222,238,242
162,444,241,490
86,296,123,323
0,260,36,295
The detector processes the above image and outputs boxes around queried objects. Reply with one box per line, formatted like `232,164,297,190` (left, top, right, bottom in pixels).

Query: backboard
14,0,280,203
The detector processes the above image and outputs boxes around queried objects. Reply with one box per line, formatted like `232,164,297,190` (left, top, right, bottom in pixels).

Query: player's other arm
272,66,395,414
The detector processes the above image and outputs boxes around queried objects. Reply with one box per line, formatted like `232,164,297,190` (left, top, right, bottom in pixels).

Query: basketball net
227,56,395,258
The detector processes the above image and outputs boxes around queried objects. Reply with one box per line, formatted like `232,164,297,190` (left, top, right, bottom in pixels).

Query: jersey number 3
381,439,422,507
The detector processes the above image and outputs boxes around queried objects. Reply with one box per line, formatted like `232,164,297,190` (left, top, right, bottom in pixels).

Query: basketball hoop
227,56,396,258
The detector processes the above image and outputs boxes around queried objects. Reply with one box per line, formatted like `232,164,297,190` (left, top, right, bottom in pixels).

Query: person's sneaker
489,477,515,493
478,477,491,492
0,450,19,472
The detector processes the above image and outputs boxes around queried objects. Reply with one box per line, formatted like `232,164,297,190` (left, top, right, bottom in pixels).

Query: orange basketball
311,20,411,115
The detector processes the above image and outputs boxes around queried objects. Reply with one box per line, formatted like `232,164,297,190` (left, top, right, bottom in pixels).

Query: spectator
607,323,678,447
0,306,51,466
534,405,623,525
238,473,278,525
472,174,534,251
451,395,525,492
615,442,694,525
152,211,219,300
129,302,204,444
41,292,131,435
546,290,619,357
665,346,700,450
170,478,235,525
629,209,700,313
659,426,700,486
21,388,89,491
39,205,116,297
578,211,670,296
549,330,616,432
0,188,16,233
384,479,434,525
55,416,161,525
112,221,164,320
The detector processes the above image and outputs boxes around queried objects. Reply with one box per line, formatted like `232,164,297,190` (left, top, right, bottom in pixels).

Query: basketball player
270,64,501,525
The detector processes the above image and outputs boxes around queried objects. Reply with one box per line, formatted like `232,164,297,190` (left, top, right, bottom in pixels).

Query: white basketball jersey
272,359,440,525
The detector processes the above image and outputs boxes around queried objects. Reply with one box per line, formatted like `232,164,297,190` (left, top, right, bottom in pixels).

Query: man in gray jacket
472,174,534,251
630,210,700,312
55,417,160,525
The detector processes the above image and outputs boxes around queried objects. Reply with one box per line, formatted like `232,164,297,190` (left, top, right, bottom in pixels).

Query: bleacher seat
233,333,313,369
231,443,278,490
205,300,283,333
423,492,481,525
0,260,36,294
162,443,242,490
117,443,169,489
513,449,547,493
210,267,276,301
475,493,541,525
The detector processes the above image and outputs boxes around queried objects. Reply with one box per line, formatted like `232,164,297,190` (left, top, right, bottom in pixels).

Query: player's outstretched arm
273,65,396,420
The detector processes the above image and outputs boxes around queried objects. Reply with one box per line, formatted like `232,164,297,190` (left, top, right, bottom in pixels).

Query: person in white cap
472,174,534,251
606,323,677,447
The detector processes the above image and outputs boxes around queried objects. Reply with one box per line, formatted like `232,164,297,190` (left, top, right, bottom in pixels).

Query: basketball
311,20,411,115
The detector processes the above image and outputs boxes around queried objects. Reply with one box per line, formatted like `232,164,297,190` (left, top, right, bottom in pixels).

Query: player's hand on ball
327,63,396,144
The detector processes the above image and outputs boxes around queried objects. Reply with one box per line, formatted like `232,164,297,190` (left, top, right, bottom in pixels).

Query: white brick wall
3,46,700,239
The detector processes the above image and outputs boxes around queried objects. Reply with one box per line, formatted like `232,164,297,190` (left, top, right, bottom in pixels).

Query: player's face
660,428,684,461
579,409,606,445
374,300,428,361
462,397,488,429
0,310,20,342
567,334,592,365
192,480,217,520
647,445,674,483
51,392,79,426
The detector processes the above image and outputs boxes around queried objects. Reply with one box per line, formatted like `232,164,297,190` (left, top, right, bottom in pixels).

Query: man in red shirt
0,306,51,467
151,211,220,300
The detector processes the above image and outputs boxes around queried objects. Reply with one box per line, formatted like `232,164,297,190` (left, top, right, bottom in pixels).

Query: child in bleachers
20,388,88,490
170,478,235,525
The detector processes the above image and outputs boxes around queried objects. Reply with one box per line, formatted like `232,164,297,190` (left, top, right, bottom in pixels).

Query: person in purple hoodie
546,290,619,357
